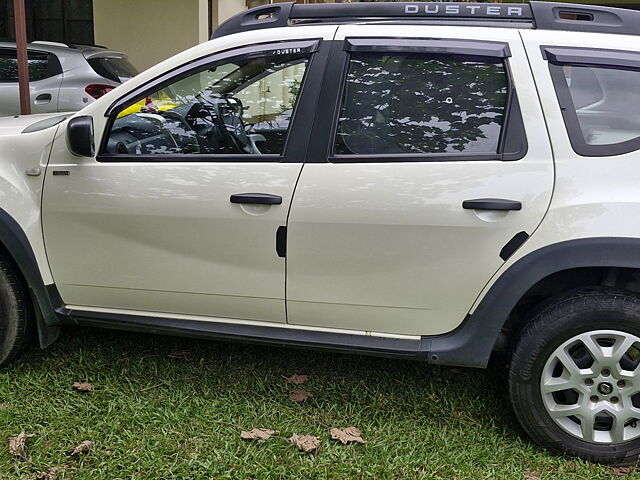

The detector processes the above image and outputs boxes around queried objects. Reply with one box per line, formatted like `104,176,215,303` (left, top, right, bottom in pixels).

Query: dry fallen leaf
35,466,63,480
8,431,35,459
0,402,10,409
68,440,93,456
523,471,542,480
289,434,320,453
612,467,636,477
289,389,313,402
240,428,276,442
72,382,94,393
330,427,367,445
286,374,309,385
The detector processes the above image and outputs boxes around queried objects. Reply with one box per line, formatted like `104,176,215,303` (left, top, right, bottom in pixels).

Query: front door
43,39,324,323
286,27,554,336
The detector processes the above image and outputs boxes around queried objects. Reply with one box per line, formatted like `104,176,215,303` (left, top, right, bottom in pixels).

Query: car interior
103,53,308,157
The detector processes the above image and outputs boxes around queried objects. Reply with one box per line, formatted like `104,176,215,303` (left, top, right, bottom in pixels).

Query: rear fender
424,238,640,368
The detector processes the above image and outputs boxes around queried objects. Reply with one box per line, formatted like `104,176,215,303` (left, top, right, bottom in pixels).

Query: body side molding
424,238,640,368
0,208,61,347
59,308,421,358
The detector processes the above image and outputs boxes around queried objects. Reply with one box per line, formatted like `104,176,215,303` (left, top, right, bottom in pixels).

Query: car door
0,48,63,115
286,26,554,336
42,38,328,324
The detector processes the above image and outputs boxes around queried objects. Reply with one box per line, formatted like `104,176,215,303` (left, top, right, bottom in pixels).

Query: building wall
93,0,209,71
93,0,342,73
212,0,246,28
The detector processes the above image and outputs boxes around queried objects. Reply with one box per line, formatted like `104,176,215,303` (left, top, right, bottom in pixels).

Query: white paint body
1,22,639,340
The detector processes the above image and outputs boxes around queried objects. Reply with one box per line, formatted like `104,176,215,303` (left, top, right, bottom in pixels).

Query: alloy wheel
541,330,640,444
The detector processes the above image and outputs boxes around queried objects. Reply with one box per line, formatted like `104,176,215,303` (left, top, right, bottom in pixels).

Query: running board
59,308,423,359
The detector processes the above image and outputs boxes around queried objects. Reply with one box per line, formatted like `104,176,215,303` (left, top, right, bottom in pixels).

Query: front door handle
462,198,522,211
230,193,282,205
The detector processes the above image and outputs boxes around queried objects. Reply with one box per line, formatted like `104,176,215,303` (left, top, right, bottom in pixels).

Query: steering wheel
202,93,257,154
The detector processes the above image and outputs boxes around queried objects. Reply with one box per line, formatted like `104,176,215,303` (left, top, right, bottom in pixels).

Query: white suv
0,1,639,465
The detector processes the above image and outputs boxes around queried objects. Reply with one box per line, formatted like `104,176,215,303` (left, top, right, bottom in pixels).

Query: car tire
0,255,34,366
509,288,640,465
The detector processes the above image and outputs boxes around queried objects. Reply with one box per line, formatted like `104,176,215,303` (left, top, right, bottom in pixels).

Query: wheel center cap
598,382,613,395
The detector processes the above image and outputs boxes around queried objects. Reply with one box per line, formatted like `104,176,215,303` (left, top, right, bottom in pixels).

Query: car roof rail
530,1,640,36
211,1,640,40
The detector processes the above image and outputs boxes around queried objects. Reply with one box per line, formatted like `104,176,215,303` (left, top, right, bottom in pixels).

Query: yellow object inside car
117,92,179,119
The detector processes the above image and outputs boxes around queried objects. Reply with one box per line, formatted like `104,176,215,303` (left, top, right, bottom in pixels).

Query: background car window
87,56,139,83
334,53,508,156
0,49,60,82
561,65,640,146
103,53,309,157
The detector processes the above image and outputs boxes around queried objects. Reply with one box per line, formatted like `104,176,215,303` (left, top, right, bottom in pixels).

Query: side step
59,308,423,359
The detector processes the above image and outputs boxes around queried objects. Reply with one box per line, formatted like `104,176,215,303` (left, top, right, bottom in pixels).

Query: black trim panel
344,38,511,58
543,46,640,71
276,226,287,258
96,154,281,163
60,309,421,359
0,209,61,347
500,231,529,261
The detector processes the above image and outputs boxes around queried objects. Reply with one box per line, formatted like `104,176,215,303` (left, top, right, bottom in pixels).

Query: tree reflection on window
335,53,508,156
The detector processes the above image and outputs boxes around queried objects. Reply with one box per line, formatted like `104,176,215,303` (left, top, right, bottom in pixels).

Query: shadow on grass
14,325,519,433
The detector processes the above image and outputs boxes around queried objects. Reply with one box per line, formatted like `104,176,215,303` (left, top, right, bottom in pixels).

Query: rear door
286,26,554,336
0,48,63,115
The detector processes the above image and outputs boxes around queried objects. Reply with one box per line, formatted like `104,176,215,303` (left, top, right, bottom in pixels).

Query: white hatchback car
1,0,640,466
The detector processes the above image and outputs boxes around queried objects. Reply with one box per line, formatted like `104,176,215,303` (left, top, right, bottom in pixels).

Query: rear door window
334,52,509,158
0,49,61,82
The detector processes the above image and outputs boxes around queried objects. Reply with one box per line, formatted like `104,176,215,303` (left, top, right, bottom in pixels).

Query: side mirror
66,116,95,157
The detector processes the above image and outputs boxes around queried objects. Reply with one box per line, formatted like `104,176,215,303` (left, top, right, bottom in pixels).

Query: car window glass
104,53,309,157
87,57,139,83
0,49,55,82
334,52,508,156
561,65,640,146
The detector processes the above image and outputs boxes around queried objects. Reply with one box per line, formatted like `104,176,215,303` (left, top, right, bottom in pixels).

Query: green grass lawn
0,327,638,480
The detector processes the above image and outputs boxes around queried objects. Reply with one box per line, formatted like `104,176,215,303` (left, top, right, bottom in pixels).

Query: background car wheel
509,288,640,465
0,255,34,366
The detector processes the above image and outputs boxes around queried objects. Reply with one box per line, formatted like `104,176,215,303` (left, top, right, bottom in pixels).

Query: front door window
103,52,310,157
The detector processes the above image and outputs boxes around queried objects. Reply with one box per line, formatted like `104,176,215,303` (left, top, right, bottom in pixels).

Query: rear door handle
34,93,52,104
462,198,522,211
230,193,282,205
